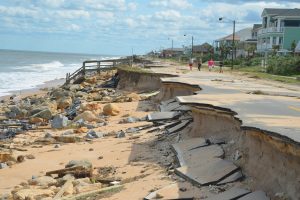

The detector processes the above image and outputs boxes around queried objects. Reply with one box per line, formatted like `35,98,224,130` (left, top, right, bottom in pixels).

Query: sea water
0,49,117,97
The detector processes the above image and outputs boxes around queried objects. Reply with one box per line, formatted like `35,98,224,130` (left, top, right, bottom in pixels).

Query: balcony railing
257,43,283,51
258,27,284,35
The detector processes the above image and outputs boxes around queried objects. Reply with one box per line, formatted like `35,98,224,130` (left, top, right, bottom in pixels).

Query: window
285,20,300,27
279,37,283,44
273,37,277,44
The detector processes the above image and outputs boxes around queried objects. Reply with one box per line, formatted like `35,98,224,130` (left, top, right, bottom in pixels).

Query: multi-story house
215,28,257,59
257,8,300,53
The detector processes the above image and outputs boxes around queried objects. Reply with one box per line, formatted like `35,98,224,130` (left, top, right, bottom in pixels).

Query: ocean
0,49,117,97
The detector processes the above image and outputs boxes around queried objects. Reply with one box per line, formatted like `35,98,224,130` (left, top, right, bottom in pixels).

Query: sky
0,0,300,55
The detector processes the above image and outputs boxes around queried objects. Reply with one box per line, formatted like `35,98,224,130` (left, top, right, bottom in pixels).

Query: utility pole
219,17,237,70
232,20,236,70
191,36,194,59
131,47,133,67
172,39,174,50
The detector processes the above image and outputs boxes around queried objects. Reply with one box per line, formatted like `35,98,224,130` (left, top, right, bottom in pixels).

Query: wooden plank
60,185,123,200
53,179,73,200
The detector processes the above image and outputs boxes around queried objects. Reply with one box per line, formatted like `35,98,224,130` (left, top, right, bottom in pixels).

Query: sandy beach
0,69,188,199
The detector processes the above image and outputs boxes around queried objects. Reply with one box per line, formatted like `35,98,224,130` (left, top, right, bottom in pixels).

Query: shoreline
0,78,65,101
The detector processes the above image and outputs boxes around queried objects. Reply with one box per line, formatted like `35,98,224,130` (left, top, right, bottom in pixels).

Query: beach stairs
65,58,131,85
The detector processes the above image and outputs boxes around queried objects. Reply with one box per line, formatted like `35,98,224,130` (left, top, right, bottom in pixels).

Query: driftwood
60,185,123,200
93,176,122,184
53,179,73,200
46,166,92,178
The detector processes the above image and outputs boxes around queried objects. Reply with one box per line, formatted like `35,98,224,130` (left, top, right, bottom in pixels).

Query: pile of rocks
0,72,142,140
8,160,122,200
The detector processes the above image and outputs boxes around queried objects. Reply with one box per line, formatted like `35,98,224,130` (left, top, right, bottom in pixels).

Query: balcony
258,27,284,35
257,43,283,51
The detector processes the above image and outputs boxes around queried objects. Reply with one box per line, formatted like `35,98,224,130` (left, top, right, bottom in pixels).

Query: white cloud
83,0,127,11
128,2,137,11
154,10,181,21
150,0,192,9
54,10,90,19
125,18,137,27
0,5,38,18
96,11,114,20
42,0,65,8
66,24,81,31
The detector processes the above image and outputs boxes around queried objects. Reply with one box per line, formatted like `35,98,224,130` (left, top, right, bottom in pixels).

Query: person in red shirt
208,59,215,71
188,58,193,70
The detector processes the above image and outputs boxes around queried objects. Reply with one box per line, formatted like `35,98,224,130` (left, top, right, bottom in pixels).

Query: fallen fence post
60,185,123,200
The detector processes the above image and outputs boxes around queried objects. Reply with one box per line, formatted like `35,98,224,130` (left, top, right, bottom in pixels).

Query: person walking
208,59,215,72
197,58,202,71
188,58,193,71
219,60,224,73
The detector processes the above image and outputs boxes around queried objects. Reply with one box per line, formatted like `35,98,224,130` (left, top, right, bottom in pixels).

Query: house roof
163,48,184,52
193,43,213,52
253,24,262,30
263,8,300,17
217,34,240,42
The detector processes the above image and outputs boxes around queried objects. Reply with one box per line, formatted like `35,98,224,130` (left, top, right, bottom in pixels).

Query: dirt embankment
117,69,177,92
181,107,300,199
117,70,300,199
154,82,201,102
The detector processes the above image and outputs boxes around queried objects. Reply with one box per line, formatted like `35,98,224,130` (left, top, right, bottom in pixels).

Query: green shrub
267,56,300,76
238,57,262,67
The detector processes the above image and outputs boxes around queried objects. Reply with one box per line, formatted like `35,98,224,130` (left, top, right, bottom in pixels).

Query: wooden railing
65,58,131,84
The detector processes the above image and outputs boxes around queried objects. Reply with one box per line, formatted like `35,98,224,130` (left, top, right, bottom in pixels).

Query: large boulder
69,84,82,92
66,160,92,170
74,111,99,122
7,106,28,119
50,88,71,99
51,114,69,129
28,176,57,186
93,94,102,101
85,77,97,84
42,101,58,113
31,108,52,120
80,103,101,112
103,103,120,116
75,91,87,98
13,188,54,200
126,93,141,101
29,117,44,124
57,97,72,110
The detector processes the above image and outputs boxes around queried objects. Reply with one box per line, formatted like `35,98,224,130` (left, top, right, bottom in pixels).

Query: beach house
193,43,213,56
161,48,184,58
257,8,300,53
214,27,256,59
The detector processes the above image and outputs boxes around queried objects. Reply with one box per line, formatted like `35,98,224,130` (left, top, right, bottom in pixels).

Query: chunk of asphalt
160,101,181,112
210,138,226,145
160,98,176,106
147,112,181,122
172,138,208,156
166,119,192,134
180,145,225,167
175,158,239,186
144,183,195,200
204,188,251,200
173,105,191,111
217,170,244,185
237,191,270,200
147,121,181,133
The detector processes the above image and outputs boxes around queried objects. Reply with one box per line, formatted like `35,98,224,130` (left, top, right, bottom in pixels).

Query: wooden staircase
65,58,131,84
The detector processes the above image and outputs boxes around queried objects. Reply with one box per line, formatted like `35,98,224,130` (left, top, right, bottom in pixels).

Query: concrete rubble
144,97,271,200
